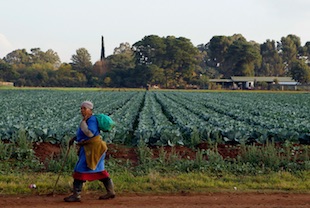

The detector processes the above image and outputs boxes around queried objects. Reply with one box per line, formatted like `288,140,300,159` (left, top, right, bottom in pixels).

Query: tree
223,38,262,77
5,48,61,70
133,35,166,66
279,34,301,70
103,77,111,87
71,48,93,86
53,63,87,87
133,35,199,88
105,68,132,87
8,48,61,86
93,61,108,76
289,60,310,84
56,63,73,80
259,40,284,76
131,65,152,87
304,42,310,59
196,43,221,79
94,42,135,79
107,52,135,71
300,41,310,64
199,74,209,89
71,48,92,72
42,49,61,69
99,46,136,87
113,42,132,55
30,48,46,65
0,61,19,81
207,36,232,70
4,49,31,67
148,64,165,86
206,34,262,78
163,36,200,86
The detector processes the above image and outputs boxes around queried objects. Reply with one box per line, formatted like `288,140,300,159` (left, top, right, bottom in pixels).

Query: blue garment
74,115,106,173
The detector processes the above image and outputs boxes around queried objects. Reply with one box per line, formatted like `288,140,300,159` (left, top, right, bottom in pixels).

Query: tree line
1,34,310,88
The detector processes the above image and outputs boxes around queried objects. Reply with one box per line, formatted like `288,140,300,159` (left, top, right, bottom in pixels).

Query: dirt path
0,193,309,208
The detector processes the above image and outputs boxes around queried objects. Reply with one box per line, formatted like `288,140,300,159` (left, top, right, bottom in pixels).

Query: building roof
0,81,14,86
209,76,299,86
231,76,295,82
209,79,232,82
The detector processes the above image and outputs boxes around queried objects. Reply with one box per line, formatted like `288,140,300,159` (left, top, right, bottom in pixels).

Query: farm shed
208,79,232,89
0,81,14,87
209,76,298,90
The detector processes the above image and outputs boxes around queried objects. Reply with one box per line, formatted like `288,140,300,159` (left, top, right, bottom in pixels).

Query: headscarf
81,101,94,110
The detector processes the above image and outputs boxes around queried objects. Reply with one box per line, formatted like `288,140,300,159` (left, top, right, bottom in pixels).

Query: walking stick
49,146,71,196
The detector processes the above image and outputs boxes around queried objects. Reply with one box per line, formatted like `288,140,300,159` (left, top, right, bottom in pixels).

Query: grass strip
0,171,309,195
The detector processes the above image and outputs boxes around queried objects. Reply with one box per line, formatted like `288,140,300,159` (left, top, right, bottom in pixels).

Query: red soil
33,142,241,165
1,193,309,208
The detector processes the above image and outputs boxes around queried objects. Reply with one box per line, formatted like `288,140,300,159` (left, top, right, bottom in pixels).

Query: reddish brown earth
1,142,308,208
32,142,241,164
1,193,309,208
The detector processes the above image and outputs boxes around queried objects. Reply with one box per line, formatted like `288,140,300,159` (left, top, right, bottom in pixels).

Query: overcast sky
1,0,310,63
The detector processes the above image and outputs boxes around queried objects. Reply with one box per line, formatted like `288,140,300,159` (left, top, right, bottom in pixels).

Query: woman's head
81,101,93,110
80,101,93,117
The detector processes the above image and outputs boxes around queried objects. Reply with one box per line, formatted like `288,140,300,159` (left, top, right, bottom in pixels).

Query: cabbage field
1,89,310,146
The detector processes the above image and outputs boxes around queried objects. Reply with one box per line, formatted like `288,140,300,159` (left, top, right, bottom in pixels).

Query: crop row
0,90,310,146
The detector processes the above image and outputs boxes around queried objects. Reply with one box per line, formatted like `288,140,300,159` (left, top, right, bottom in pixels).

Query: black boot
99,177,115,200
64,179,84,202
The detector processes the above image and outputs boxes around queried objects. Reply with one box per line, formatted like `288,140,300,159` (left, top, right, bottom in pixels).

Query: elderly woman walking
64,101,115,202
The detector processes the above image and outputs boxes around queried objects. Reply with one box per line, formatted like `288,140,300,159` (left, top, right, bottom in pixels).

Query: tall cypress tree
100,36,105,61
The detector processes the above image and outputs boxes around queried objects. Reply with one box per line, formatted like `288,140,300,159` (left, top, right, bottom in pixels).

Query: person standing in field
64,101,115,202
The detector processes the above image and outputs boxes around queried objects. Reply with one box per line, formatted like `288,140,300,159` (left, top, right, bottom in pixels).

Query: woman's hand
82,114,92,121
69,137,76,147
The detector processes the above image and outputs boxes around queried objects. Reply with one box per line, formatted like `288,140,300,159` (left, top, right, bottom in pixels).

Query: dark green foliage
0,129,44,173
289,60,310,84
1,34,310,87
